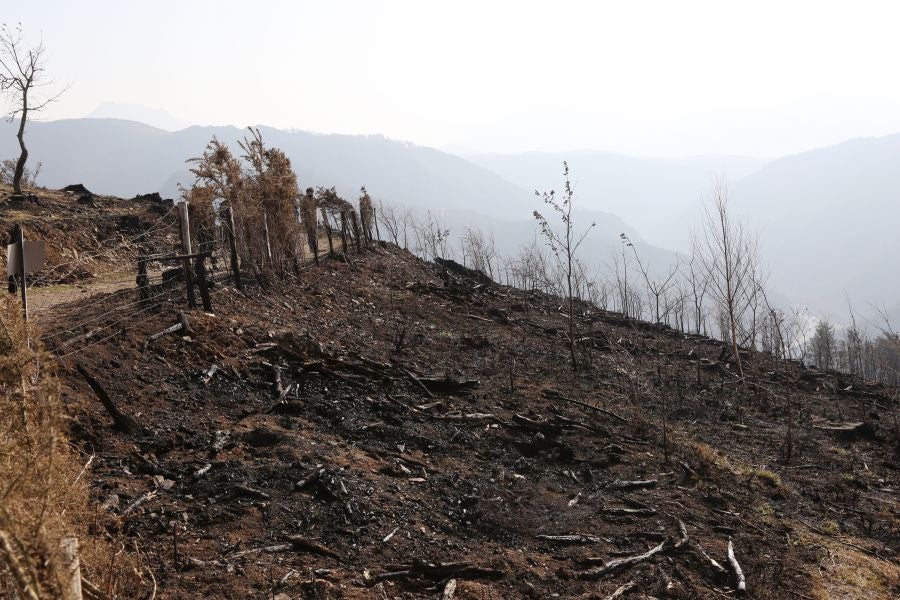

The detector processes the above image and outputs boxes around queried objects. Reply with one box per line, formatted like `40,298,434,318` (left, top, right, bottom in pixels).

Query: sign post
6,226,45,321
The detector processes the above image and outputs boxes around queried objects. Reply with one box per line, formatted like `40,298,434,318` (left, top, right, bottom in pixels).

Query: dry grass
748,467,782,488
801,529,900,600
0,297,141,597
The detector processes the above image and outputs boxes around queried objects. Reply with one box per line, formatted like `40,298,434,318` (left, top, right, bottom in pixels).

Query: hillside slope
0,121,684,289
20,198,897,598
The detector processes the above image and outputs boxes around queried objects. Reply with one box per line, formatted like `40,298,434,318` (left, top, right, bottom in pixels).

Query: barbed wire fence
1,200,234,363
10,192,366,364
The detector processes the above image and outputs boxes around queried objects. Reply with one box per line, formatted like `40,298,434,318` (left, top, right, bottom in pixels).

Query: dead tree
692,180,760,383
0,24,66,194
534,162,595,371
623,233,678,325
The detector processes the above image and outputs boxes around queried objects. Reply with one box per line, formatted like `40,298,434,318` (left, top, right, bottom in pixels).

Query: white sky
6,0,900,157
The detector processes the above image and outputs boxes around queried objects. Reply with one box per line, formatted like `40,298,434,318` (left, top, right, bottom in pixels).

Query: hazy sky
6,0,900,157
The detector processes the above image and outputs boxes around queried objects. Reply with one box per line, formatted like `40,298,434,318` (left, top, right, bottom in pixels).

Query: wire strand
47,287,180,353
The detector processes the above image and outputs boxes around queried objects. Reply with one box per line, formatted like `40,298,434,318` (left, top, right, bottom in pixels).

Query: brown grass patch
0,297,142,597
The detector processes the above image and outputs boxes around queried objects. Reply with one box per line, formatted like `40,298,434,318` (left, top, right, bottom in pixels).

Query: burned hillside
31,229,899,599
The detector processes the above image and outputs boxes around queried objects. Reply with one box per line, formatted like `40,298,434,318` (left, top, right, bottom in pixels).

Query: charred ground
8,186,900,599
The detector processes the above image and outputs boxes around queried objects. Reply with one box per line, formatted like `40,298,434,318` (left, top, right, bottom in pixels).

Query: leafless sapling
534,162,595,371
692,179,760,383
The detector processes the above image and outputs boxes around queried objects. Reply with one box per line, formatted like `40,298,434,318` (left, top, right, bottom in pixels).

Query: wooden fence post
339,212,350,255
263,212,273,266
177,201,196,308
320,207,335,255
56,536,83,600
195,253,213,312
136,251,149,307
373,206,381,242
351,211,363,252
226,205,242,290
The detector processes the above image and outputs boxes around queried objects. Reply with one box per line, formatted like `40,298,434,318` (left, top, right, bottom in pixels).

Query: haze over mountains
2,114,898,321
0,117,669,282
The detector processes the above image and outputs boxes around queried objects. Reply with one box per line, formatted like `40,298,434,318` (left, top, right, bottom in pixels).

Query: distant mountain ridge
86,102,192,132
0,118,536,219
2,118,897,318
0,118,678,282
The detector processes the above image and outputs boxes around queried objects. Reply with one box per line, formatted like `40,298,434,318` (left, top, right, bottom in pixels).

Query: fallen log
579,541,666,579
285,536,341,559
317,365,366,389
234,484,271,500
402,367,434,398
76,364,142,435
606,479,658,492
602,507,657,517
536,534,609,545
441,579,457,600
143,312,191,350
513,413,562,436
370,559,503,584
727,538,746,593
122,491,156,516
417,375,480,395
226,543,292,560
542,389,628,423
440,412,500,423
603,581,636,600
224,536,340,561
813,421,874,440
690,540,727,577
550,412,606,434
674,518,690,549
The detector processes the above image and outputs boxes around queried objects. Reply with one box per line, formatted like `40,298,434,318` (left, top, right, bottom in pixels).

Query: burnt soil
11,186,900,599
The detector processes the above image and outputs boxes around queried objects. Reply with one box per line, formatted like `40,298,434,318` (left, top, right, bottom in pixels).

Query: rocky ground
7,185,899,598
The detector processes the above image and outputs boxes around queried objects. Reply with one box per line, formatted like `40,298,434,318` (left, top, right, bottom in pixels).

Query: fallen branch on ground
603,580,637,600
580,541,666,579
606,479,657,491
368,559,503,585
727,538,746,593
143,312,191,350
76,363,143,435
542,389,628,423
536,534,609,544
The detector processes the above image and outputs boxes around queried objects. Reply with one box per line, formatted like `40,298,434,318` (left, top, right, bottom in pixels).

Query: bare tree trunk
720,208,745,382
13,90,28,195
567,230,577,371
